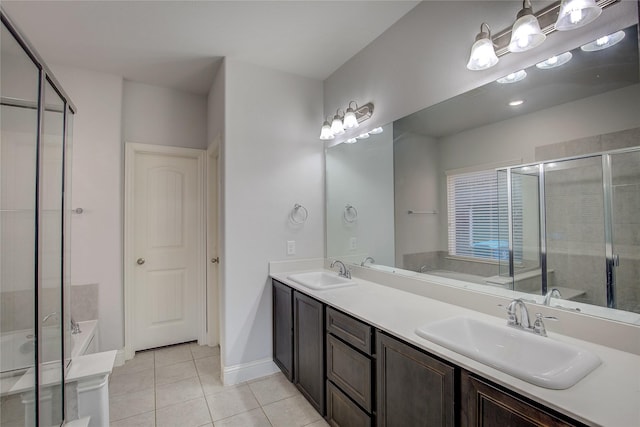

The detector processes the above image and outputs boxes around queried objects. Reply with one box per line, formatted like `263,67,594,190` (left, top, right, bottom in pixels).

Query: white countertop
271,267,640,427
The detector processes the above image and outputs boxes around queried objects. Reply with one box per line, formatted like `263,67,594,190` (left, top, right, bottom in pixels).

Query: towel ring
290,203,309,224
343,204,358,223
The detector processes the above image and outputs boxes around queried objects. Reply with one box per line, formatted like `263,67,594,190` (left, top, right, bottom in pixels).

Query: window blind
447,169,508,261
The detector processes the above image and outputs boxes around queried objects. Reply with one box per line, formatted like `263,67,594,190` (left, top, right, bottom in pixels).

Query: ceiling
2,0,420,95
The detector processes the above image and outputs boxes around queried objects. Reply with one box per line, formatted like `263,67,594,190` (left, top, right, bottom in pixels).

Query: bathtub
1,320,97,377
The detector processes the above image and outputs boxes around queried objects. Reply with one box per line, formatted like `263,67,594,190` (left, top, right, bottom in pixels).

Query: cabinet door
272,280,293,380
461,371,578,427
294,291,325,414
377,331,456,427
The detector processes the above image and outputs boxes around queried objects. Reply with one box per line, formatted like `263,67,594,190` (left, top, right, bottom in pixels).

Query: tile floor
109,342,329,427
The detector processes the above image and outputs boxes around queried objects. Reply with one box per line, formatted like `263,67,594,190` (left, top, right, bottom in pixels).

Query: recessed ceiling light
508,100,525,107
497,70,527,84
581,30,625,52
356,133,370,139
369,127,384,134
536,52,573,69
345,138,358,144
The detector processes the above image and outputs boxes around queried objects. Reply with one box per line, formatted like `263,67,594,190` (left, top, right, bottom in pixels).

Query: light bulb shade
509,12,546,53
331,115,345,135
467,37,499,70
343,109,359,129
581,30,625,51
369,127,383,134
555,0,601,31
319,122,334,140
536,51,573,69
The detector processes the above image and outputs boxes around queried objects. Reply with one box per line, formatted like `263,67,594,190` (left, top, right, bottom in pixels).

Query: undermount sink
287,271,356,290
415,316,601,389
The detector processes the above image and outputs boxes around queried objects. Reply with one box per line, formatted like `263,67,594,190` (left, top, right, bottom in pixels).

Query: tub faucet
361,256,375,267
506,299,530,329
543,288,562,305
71,317,81,335
330,260,351,279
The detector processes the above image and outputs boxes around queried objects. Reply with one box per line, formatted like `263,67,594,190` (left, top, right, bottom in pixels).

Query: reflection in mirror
326,23,640,324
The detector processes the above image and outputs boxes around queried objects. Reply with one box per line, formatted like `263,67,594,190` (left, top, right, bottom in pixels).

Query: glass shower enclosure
1,10,75,426
499,147,640,314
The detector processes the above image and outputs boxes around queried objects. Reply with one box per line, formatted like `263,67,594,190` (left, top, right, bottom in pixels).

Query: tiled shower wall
0,283,98,332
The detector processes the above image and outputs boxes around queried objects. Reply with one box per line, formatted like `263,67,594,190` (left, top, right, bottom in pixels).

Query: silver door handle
137,258,146,265
211,257,219,264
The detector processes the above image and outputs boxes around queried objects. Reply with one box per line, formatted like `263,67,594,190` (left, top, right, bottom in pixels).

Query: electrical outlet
349,237,357,250
287,240,296,255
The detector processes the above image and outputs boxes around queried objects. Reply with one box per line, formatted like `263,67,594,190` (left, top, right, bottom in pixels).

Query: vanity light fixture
496,69,527,84
319,102,374,142
580,30,625,51
555,0,602,31
536,51,573,69
319,117,335,140
467,23,499,71
466,0,618,71
509,99,525,106
369,127,384,134
509,0,546,53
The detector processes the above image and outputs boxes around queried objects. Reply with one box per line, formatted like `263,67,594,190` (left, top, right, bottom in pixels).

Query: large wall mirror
326,15,640,325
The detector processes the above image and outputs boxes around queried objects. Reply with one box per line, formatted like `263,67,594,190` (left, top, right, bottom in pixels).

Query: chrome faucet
506,299,557,336
42,312,59,325
543,288,562,305
506,299,531,329
330,260,351,279
71,317,81,335
360,256,375,267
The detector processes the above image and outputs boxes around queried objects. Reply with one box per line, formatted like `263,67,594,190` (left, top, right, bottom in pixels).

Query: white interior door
132,149,202,351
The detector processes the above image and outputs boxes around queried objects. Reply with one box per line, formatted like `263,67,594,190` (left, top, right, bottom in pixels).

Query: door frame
206,136,220,347
124,142,206,360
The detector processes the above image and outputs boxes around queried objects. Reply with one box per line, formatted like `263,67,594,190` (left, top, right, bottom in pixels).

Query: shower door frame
499,145,640,308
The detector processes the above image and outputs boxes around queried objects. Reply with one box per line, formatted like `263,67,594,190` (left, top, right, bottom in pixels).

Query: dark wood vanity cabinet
376,331,456,427
325,307,374,426
293,290,325,415
461,371,581,427
272,280,293,380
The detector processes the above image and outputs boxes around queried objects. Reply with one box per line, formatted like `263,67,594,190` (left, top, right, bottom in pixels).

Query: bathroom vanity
271,263,640,427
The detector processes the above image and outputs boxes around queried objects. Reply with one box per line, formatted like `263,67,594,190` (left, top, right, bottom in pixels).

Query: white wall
393,131,440,264
326,125,395,266
324,0,638,133
123,80,208,149
207,62,225,148
50,64,124,352
222,59,324,382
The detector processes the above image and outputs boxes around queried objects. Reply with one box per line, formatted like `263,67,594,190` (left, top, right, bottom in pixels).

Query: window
447,169,509,261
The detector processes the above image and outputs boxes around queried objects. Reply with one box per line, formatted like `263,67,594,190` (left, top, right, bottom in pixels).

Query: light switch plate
287,240,296,255
349,237,357,250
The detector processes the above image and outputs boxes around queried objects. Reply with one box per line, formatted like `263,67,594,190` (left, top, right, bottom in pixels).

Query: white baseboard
222,357,280,385
114,349,127,367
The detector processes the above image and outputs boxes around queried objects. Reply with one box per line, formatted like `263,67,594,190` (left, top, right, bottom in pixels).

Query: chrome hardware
506,299,531,329
330,260,351,279
71,317,81,335
211,257,219,264
360,256,375,267
543,288,562,305
533,313,558,337
136,258,145,265
42,312,59,325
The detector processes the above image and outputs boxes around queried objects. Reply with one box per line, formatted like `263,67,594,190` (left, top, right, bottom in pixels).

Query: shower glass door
610,150,640,313
543,156,607,307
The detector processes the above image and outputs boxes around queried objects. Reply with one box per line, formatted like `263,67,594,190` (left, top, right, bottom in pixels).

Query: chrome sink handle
330,260,351,279
533,313,558,337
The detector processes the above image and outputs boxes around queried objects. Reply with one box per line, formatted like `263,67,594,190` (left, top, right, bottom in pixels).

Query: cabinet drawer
327,334,372,412
327,380,372,427
326,307,373,355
